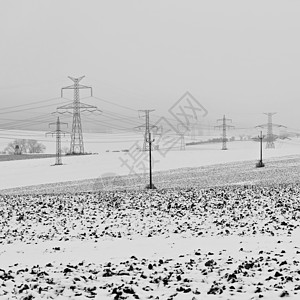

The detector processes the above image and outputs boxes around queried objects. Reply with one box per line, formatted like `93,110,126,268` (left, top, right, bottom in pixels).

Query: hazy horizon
1,0,300,133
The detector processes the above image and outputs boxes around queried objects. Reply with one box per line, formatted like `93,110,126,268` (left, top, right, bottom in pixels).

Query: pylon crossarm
58,122,68,127
76,84,93,90
61,85,76,90
61,132,68,137
79,104,102,114
79,102,98,108
62,85,92,96
56,130,69,134
56,110,73,115
272,124,287,128
45,132,55,137
257,124,286,128
81,108,99,113
56,103,74,110
68,75,85,82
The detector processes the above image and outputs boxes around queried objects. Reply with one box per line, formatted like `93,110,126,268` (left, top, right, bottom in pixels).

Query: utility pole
256,131,265,168
215,115,234,150
46,117,69,165
57,76,100,154
146,132,156,189
136,110,157,151
256,113,286,149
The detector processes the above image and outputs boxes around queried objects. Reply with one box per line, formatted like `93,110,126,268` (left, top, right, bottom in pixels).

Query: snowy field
1,136,300,191
1,137,300,299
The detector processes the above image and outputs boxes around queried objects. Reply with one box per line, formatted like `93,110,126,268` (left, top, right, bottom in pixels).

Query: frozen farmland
1,144,300,300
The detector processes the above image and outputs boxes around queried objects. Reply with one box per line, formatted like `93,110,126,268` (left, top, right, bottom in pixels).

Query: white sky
0,0,300,131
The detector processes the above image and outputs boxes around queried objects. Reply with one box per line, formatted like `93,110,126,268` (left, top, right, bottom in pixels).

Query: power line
91,96,137,112
83,115,140,133
0,113,69,131
0,97,63,111
0,100,72,116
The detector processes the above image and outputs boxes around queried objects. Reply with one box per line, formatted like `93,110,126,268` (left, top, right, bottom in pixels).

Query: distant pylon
46,117,69,165
180,133,185,151
57,76,101,154
215,115,234,150
136,110,157,151
177,123,187,150
256,113,286,149
265,113,275,148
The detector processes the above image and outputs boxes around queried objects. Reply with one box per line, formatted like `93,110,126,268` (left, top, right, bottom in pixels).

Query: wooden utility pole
256,131,265,168
146,132,156,189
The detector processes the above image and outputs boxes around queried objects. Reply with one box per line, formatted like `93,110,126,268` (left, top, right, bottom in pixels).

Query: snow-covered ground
1,135,300,299
1,137,300,191
1,187,300,299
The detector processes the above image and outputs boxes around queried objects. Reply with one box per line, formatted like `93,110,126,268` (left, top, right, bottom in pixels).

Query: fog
0,0,300,132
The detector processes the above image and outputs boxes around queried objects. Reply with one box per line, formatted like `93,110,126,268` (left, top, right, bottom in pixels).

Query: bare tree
26,139,46,153
4,139,46,154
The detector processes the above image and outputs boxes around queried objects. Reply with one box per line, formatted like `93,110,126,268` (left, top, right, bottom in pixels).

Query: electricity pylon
46,117,69,165
57,76,101,154
256,113,286,149
215,115,234,150
136,110,157,151
177,123,188,150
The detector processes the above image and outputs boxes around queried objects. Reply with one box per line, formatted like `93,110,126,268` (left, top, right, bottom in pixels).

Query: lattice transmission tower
136,110,157,151
256,113,286,149
57,76,101,154
177,123,188,151
46,117,69,165
215,115,234,150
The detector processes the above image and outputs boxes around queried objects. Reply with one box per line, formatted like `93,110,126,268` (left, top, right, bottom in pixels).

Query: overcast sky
1,0,300,131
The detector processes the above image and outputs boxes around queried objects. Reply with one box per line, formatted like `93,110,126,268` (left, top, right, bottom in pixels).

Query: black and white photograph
1,1,300,299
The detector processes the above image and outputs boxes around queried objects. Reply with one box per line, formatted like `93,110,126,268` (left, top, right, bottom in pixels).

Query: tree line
3,139,46,154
